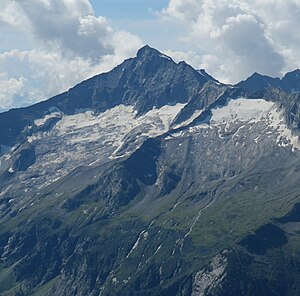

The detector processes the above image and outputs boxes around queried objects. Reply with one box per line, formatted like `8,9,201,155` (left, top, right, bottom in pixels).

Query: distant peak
136,45,161,58
246,72,279,82
136,45,173,62
284,69,300,79
289,68,300,73
251,72,264,78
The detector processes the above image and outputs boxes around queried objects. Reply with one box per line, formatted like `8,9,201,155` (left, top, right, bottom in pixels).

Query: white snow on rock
8,167,15,173
126,230,148,258
5,97,300,208
34,112,62,126
3,103,186,198
174,98,300,152
211,98,274,123
210,98,300,151
267,107,300,151
160,54,172,61
192,251,228,296
174,109,203,129
0,147,12,171
53,103,185,153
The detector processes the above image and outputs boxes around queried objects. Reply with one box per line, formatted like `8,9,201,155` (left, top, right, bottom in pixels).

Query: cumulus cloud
160,0,300,83
0,73,26,110
0,49,98,110
17,0,113,59
0,0,142,110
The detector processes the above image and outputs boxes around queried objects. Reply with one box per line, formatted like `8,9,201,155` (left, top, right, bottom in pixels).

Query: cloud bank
161,0,300,83
0,0,142,110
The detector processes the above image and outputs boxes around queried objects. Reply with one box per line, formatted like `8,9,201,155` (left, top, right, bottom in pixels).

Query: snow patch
208,98,300,151
3,102,189,198
54,103,185,150
174,109,203,129
211,98,273,123
197,70,206,77
165,131,185,140
0,145,12,169
189,124,211,132
125,230,148,258
34,112,61,126
160,54,172,61
0,185,12,197
8,167,15,173
192,251,228,296
268,107,300,151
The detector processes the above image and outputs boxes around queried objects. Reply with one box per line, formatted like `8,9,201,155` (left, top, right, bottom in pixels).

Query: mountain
0,45,210,147
1,46,300,295
236,70,300,135
236,69,300,93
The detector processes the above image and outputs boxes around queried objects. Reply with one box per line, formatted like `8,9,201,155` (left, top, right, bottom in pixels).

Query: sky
1,0,300,111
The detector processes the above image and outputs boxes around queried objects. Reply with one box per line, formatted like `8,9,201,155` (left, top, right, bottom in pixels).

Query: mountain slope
1,46,300,295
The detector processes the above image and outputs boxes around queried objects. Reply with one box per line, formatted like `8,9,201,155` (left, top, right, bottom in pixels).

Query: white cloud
0,0,143,110
0,73,26,110
0,49,97,108
160,0,300,83
17,0,113,59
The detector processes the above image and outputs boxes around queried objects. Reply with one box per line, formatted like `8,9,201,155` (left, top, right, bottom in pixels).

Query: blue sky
0,0,299,110
89,0,174,50
90,0,168,20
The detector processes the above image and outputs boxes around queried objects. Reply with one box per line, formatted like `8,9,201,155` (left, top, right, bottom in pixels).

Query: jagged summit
136,44,157,56
136,45,174,63
136,45,167,59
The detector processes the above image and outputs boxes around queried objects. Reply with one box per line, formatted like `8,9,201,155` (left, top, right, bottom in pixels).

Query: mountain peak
236,69,300,94
236,72,282,93
283,69,300,79
136,45,173,62
136,45,161,58
251,72,263,77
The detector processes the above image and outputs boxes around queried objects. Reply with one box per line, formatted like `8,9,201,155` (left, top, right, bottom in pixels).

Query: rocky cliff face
1,46,300,295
